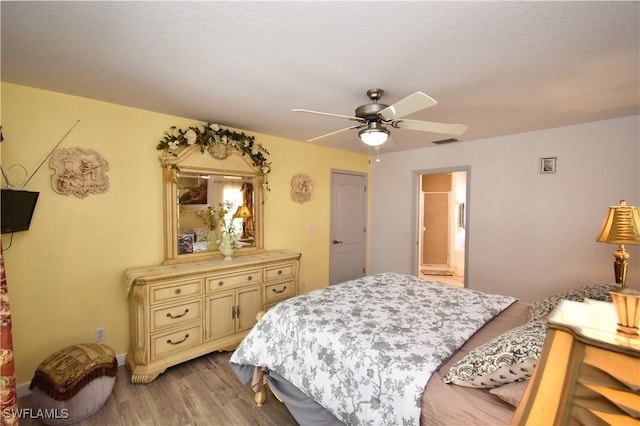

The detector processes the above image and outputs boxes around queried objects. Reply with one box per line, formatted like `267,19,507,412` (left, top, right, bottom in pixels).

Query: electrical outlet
301,280,307,289
95,327,105,342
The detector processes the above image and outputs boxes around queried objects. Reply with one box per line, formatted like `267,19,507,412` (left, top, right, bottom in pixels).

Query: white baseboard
16,352,127,398
116,352,126,368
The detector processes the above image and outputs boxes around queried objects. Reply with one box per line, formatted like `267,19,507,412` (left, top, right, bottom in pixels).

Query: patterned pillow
528,283,619,322
443,320,547,388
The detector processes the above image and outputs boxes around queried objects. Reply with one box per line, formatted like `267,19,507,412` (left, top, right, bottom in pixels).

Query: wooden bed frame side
251,310,285,407
253,311,269,407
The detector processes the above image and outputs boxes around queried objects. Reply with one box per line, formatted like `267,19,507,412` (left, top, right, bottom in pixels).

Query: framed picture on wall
540,157,557,174
178,175,208,204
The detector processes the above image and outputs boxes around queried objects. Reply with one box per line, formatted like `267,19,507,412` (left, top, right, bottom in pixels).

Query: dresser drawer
583,345,640,387
264,280,295,303
151,299,202,332
150,324,203,361
206,269,262,293
264,263,295,281
150,278,203,305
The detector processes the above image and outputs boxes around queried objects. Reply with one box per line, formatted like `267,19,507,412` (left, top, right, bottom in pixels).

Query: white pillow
443,320,547,388
489,380,529,407
528,283,618,322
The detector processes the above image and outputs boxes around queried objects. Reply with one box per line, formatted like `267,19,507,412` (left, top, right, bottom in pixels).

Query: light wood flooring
419,271,464,287
18,351,298,426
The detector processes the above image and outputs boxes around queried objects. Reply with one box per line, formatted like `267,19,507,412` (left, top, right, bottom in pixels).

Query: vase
207,230,218,251
219,234,236,261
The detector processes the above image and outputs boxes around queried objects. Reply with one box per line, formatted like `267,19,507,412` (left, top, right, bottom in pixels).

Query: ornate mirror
158,125,268,264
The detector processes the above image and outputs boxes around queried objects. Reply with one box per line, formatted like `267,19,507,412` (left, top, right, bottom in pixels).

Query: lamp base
241,222,247,239
610,289,640,337
616,324,640,336
613,245,630,288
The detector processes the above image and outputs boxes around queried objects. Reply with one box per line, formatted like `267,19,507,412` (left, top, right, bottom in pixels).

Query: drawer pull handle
218,281,224,286
175,288,182,295
278,270,283,275
272,286,287,294
166,309,189,319
247,276,252,281
167,333,189,345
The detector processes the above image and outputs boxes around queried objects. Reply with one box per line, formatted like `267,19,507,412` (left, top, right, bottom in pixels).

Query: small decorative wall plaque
50,147,109,198
290,174,312,204
540,157,557,174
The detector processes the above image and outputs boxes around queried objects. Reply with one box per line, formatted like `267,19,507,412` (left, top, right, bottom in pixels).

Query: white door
329,171,367,285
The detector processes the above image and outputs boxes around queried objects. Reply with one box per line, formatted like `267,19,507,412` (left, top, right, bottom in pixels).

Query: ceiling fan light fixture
293,89,466,146
358,124,389,146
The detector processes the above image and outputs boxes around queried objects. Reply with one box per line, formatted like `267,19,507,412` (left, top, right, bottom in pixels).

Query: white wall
370,115,640,303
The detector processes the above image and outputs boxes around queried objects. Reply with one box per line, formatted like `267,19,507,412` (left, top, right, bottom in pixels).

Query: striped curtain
0,240,19,425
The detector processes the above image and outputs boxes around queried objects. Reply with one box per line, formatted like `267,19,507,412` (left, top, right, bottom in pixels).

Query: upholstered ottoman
29,343,117,425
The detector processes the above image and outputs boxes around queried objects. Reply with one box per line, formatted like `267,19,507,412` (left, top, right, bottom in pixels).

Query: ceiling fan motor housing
356,88,391,122
355,102,388,121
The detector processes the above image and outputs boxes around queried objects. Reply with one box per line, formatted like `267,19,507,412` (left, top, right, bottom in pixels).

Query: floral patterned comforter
230,272,516,426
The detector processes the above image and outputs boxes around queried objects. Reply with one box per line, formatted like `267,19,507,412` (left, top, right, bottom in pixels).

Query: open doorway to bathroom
414,168,469,288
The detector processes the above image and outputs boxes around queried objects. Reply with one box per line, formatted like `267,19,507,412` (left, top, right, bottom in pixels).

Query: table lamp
596,200,640,288
596,200,640,336
234,205,253,239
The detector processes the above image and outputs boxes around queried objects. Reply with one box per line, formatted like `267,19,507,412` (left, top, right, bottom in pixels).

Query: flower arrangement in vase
197,201,240,260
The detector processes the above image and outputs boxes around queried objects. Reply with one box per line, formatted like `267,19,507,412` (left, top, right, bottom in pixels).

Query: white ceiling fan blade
379,92,437,120
307,124,363,142
292,109,363,122
392,119,468,136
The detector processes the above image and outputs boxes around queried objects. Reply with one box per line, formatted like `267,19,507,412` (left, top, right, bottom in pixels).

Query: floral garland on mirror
157,122,271,190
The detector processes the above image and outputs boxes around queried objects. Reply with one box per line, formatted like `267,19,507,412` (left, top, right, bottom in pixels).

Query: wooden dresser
512,299,640,425
125,250,301,383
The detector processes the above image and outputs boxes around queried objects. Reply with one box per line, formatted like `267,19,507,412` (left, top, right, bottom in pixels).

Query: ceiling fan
292,88,467,147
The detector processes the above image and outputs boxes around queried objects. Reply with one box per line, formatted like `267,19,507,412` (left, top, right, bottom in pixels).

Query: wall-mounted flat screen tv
1,189,40,234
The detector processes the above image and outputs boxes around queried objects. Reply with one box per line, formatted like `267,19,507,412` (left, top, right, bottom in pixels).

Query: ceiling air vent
432,138,459,145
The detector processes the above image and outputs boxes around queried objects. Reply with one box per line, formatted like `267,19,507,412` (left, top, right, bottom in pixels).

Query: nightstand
512,299,640,425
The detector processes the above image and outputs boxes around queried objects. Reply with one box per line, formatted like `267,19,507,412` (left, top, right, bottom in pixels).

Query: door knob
332,240,343,244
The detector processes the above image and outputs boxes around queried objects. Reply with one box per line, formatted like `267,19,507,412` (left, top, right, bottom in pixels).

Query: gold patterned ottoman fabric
29,343,117,401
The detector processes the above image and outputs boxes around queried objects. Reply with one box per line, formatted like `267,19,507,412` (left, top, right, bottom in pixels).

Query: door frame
412,166,471,288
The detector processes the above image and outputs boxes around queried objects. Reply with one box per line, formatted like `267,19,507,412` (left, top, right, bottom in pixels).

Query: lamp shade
359,128,389,146
358,121,389,146
234,205,252,219
596,200,640,245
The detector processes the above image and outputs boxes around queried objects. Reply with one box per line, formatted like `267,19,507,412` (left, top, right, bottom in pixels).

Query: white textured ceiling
1,1,639,154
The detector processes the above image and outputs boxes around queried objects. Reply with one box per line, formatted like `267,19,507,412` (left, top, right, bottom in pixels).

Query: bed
230,272,533,425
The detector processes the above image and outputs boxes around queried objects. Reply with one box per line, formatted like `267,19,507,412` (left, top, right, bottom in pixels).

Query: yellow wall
0,82,369,383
